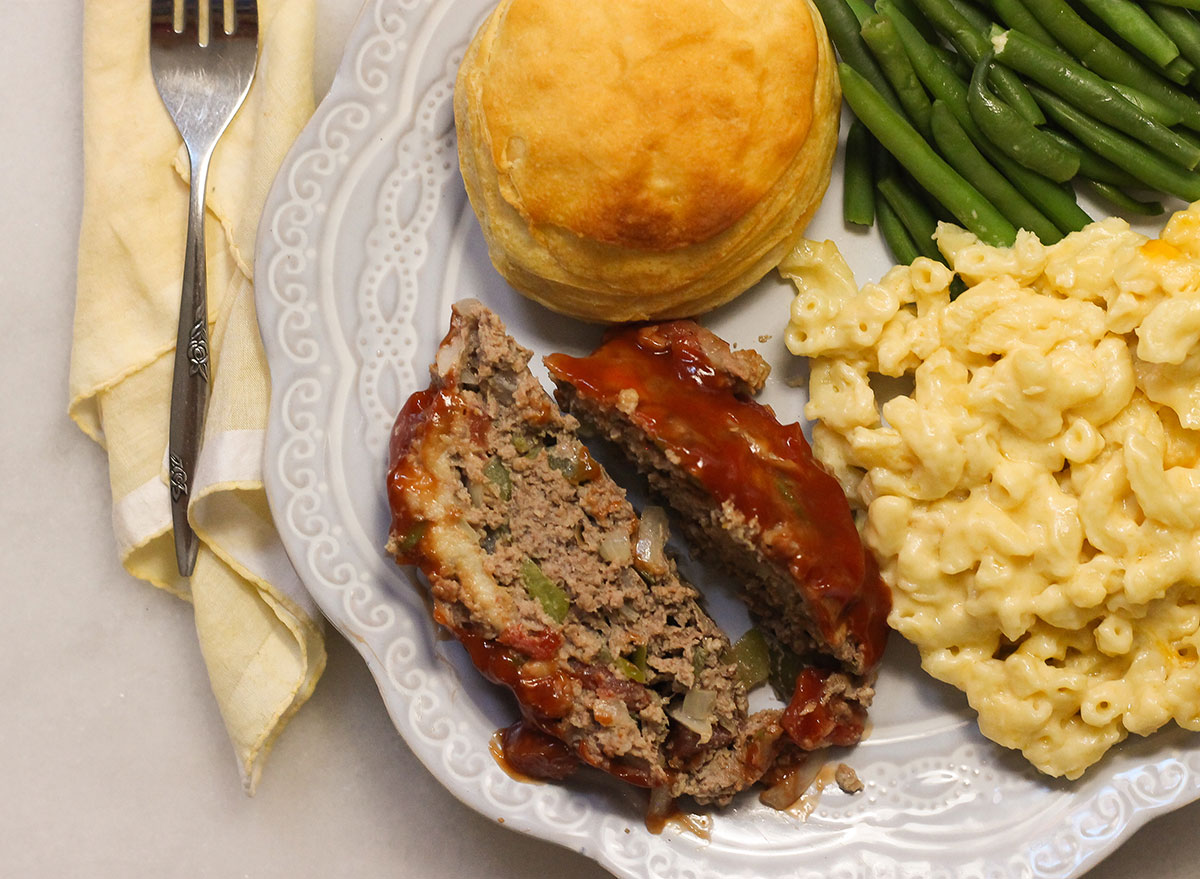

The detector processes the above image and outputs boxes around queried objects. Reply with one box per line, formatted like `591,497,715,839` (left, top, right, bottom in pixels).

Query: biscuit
455,0,840,322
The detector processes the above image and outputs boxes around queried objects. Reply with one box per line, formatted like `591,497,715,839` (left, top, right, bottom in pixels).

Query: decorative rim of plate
254,1,1200,877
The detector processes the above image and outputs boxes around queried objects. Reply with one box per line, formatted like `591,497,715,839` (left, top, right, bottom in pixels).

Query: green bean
982,0,1062,50
946,0,992,32
909,0,1045,124
1075,0,1180,69
872,137,898,181
1078,180,1166,216
839,63,1018,245
991,28,1200,168
1029,84,1200,200
984,148,1092,234
878,174,944,261
916,185,957,227
862,14,934,136
889,0,942,43
1165,56,1196,84
845,0,876,24
878,0,1092,232
875,194,924,265
1177,127,1200,154
1016,0,1200,131
934,43,974,80
812,0,907,115
1150,0,1200,9
929,99,1062,241
1147,3,1200,72
1109,82,1184,126
968,52,1080,182
1041,129,1139,187
879,0,972,119
844,120,877,226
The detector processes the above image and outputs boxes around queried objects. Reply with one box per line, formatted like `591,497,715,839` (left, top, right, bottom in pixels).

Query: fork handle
168,148,214,577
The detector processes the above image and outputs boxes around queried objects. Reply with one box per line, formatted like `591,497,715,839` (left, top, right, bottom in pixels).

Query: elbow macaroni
784,203,1200,779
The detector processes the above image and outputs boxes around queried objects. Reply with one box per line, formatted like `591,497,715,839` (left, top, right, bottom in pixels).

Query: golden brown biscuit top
475,0,819,252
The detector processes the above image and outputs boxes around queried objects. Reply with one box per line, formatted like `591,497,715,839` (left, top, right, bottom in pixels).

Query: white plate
255,1,1200,876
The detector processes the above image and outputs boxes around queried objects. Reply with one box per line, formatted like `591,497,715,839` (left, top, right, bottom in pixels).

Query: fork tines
231,0,258,35
148,0,257,39
148,0,176,26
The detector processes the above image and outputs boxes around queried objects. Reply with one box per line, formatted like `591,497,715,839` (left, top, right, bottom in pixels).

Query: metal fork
150,0,259,576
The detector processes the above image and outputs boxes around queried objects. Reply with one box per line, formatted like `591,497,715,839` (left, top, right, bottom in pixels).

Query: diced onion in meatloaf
546,320,891,751
386,300,792,803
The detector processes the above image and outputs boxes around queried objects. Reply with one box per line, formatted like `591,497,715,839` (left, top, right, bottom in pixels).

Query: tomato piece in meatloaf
386,300,789,803
546,321,891,751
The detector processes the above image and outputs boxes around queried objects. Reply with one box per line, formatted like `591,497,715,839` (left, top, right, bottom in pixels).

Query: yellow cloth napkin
70,0,325,792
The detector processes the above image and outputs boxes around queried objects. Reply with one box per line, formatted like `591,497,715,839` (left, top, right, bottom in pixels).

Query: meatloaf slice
386,300,788,803
546,321,892,751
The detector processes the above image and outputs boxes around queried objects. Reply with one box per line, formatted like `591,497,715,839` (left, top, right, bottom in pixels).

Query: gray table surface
4,1,1197,876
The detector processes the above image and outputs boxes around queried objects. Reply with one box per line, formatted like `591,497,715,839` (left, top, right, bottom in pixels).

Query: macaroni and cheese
783,205,1200,779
